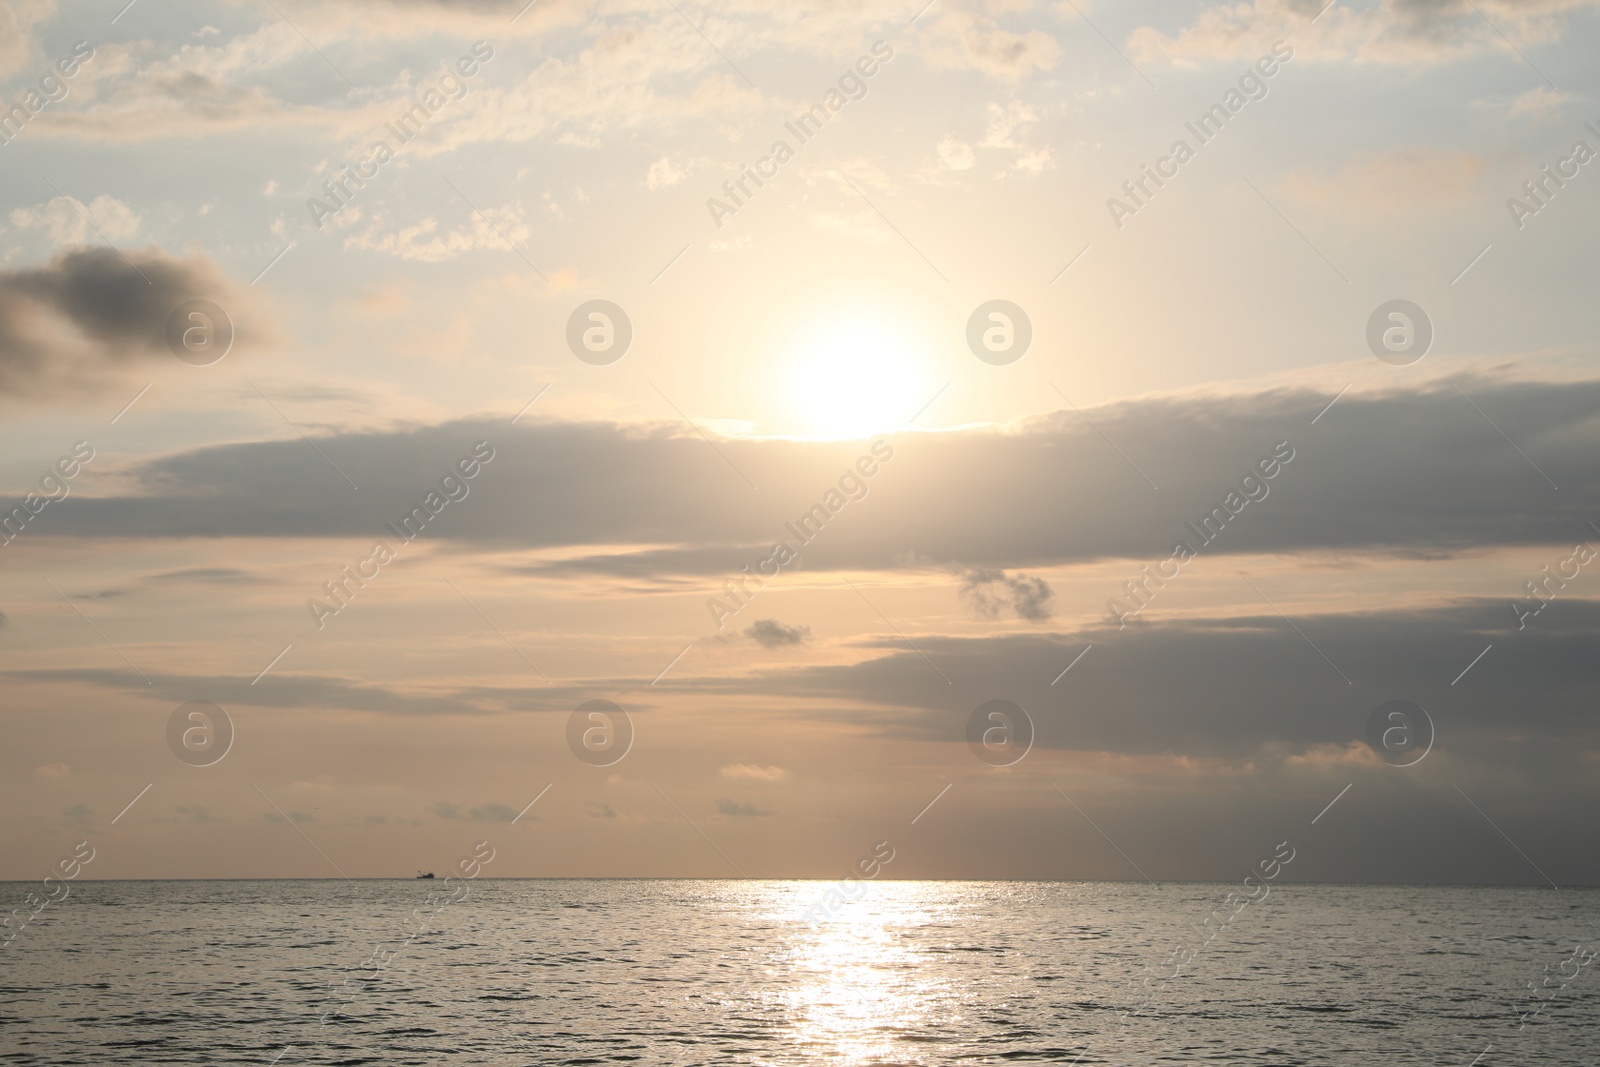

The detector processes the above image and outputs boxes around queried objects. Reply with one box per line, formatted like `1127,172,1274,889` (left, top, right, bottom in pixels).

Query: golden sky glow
2,0,1599,885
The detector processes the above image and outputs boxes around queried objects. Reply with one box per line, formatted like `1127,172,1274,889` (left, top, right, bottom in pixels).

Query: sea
2,880,1596,1065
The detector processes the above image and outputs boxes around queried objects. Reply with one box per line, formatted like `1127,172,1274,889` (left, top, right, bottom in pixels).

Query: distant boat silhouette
416,870,435,879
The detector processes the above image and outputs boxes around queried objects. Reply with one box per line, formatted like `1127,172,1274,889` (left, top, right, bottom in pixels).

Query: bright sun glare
779,309,938,440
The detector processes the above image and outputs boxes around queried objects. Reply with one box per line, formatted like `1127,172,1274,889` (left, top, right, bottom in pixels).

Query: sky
1,0,1598,884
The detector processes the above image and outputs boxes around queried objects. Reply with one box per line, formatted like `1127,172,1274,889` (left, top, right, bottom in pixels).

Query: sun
775,306,940,439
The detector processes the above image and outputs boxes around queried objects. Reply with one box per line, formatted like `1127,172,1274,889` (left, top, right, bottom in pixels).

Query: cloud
936,137,975,170
1492,85,1573,120
917,136,982,185
173,804,225,823
1283,742,1380,768
306,0,527,12
49,376,1600,572
583,802,617,819
696,598,1600,771
0,0,55,81
745,619,811,647
957,566,1055,621
8,0,1037,161
11,596,1600,808
0,667,587,717
32,762,69,779
979,101,1053,175
720,764,789,780
646,155,689,189
341,208,535,262
431,802,518,821
715,798,773,817
10,196,141,245
34,25,333,143
145,568,267,585
409,23,765,157
0,246,256,400
1128,0,1600,67
469,803,517,821
920,10,1062,82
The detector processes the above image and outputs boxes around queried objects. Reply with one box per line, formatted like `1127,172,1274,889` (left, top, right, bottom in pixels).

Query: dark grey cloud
11,593,1600,883
145,568,266,585
745,619,810,647
681,597,1600,772
44,377,1600,572
468,803,517,821
0,667,591,716
433,802,517,822
11,593,1597,780
715,798,774,817
956,566,1054,621
1389,0,1574,39
0,246,251,399
167,804,225,824
1275,0,1590,46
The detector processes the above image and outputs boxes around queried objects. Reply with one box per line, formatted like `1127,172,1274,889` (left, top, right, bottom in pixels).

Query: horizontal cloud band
33,377,1600,575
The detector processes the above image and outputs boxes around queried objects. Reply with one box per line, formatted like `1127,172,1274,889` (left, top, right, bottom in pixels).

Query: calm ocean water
3,880,1597,1065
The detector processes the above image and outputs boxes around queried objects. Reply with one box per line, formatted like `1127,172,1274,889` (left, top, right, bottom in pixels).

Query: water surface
3,880,1596,1065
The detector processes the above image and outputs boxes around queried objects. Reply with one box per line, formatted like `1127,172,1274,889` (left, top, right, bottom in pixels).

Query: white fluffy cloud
341,205,533,262
918,8,1063,81
720,764,790,780
0,0,55,81
9,195,141,245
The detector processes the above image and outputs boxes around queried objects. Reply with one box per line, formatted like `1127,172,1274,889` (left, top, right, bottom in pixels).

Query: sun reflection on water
775,882,956,1065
